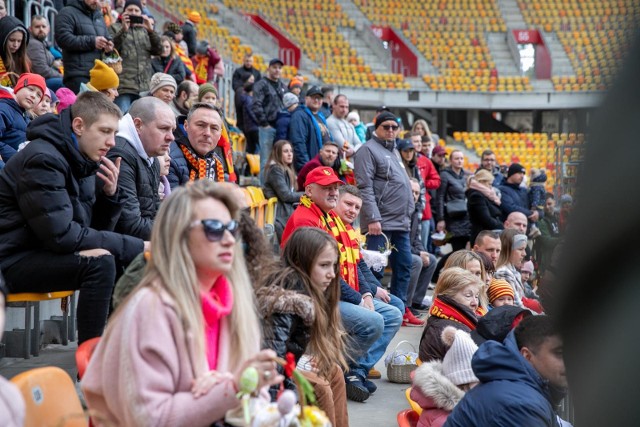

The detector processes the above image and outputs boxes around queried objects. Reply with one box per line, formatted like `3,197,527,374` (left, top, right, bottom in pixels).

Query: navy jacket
498,182,533,219
445,331,560,427
288,106,327,171
0,92,29,163
274,108,293,142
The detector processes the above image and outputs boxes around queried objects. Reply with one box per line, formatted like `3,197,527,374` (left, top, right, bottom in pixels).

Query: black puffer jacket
55,0,110,82
435,167,471,238
105,136,160,240
0,110,143,270
257,283,314,400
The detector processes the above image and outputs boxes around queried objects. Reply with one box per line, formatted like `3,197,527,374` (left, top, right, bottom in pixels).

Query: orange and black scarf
429,296,478,330
179,143,225,182
300,195,360,291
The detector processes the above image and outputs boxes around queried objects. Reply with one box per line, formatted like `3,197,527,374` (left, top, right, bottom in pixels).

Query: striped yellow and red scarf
429,297,478,330
174,43,194,74
0,58,13,87
300,195,360,291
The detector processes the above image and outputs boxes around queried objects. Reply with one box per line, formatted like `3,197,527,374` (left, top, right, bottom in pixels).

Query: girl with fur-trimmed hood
256,227,350,427
411,326,479,427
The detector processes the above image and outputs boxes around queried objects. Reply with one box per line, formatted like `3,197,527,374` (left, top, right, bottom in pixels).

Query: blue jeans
114,93,140,114
367,230,412,309
408,253,437,306
258,126,276,184
351,296,403,379
339,301,383,361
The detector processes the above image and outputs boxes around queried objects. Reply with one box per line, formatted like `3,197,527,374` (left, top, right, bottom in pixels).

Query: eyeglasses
190,219,239,242
381,125,399,131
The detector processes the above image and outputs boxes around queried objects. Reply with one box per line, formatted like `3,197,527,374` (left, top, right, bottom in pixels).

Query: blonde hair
411,119,432,139
443,251,488,310
434,267,484,305
139,181,260,374
473,169,494,186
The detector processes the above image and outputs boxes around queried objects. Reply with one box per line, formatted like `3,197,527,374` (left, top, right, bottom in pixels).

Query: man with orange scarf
281,166,389,403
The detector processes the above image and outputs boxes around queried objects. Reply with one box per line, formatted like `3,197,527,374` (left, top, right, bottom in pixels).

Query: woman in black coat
263,140,304,242
435,150,472,251
151,36,186,85
466,169,503,244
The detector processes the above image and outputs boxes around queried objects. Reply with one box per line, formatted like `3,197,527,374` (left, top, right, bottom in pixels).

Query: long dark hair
258,227,348,378
264,139,298,190
2,25,31,85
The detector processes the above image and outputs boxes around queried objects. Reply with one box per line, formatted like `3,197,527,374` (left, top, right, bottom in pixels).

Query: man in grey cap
288,85,334,171
252,58,287,182
355,111,417,325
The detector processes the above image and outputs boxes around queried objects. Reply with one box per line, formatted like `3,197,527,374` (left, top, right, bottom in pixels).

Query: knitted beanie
198,83,218,101
14,73,46,102
188,11,202,24
441,327,479,386
520,261,534,274
289,77,303,89
55,88,77,112
375,111,397,128
283,92,299,109
90,60,119,91
488,278,515,304
123,0,142,11
149,73,177,95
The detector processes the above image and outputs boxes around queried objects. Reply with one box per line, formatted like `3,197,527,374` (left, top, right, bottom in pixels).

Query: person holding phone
108,0,161,113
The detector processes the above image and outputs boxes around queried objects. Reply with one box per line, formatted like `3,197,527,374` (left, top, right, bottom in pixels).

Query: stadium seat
11,366,87,427
75,337,100,381
7,291,76,359
397,409,419,427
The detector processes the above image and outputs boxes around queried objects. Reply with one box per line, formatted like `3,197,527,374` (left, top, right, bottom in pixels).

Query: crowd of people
0,2,574,426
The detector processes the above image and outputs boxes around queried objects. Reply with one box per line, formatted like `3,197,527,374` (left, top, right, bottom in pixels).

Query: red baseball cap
304,166,343,187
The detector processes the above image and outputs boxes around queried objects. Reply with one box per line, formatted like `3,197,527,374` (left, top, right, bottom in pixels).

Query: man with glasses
354,111,417,326
478,149,504,187
288,85,334,171
168,102,228,188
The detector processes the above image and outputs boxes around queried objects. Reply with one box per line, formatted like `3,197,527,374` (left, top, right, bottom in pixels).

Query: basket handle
362,231,390,251
390,340,417,357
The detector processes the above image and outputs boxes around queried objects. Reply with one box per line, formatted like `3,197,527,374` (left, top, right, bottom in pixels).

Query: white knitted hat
149,73,177,95
441,326,479,386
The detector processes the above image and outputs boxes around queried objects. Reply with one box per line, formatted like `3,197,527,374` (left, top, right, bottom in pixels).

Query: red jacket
416,154,441,220
280,203,324,248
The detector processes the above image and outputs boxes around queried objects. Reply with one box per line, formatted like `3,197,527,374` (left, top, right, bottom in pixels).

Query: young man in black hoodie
0,91,145,344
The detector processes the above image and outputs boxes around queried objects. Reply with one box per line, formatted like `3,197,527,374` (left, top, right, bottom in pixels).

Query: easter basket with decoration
227,353,332,427
360,232,393,272
384,340,419,384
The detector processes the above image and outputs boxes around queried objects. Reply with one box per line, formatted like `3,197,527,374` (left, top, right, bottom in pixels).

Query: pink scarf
468,178,501,205
201,276,234,370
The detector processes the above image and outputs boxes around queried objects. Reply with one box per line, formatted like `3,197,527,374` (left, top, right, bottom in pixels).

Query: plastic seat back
397,409,419,427
11,366,87,427
75,337,100,380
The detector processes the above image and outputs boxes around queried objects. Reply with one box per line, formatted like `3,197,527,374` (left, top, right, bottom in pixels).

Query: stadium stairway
541,31,576,77
486,32,521,76
212,0,319,76
496,0,526,28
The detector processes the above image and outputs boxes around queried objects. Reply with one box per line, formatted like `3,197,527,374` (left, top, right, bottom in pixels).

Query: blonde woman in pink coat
82,181,283,426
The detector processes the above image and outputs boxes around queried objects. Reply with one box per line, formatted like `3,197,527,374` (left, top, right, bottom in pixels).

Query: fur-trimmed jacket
410,361,465,427
256,285,315,399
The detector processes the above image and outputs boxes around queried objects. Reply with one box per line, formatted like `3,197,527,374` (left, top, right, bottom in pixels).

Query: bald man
504,211,528,234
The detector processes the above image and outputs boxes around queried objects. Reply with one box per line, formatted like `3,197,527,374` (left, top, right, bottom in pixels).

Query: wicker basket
360,232,392,272
102,49,123,75
385,340,419,384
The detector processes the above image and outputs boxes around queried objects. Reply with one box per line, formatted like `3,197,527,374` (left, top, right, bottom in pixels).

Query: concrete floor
347,324,422,427
0,319,424,427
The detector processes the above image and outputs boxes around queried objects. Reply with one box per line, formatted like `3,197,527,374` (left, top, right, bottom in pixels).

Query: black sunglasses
191,219,239,242
381,124,399,131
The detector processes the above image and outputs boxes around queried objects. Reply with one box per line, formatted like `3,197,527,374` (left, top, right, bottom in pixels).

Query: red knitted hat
14,73,46,103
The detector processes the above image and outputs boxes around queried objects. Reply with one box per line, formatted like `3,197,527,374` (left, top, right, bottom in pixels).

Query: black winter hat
507,163,526,178
123,0,143,11
375,111,397,128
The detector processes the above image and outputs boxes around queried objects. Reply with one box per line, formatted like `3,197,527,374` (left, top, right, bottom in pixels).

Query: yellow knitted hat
89,60,119,91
